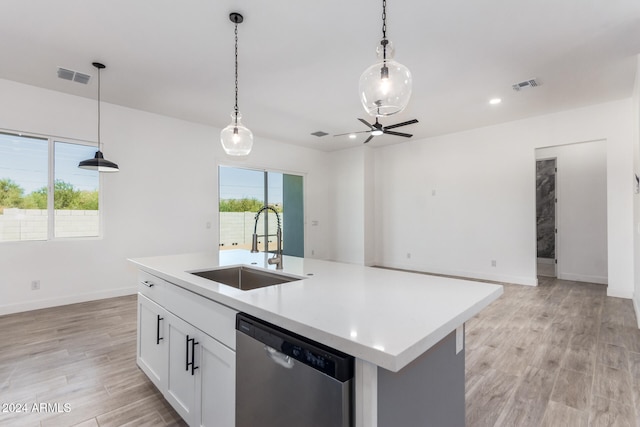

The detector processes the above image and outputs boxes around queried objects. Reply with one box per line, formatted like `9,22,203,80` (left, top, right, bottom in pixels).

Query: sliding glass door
218,166,303,257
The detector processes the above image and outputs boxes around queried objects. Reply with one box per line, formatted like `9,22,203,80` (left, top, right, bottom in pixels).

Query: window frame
0,129,102,242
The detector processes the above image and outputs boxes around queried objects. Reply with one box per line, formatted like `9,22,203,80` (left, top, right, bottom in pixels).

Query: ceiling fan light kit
359,0,412,117
220,12,254,156
334,117,418,144
78,62,119,172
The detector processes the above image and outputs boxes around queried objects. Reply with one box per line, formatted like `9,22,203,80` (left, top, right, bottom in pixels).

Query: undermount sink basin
189,266,301,291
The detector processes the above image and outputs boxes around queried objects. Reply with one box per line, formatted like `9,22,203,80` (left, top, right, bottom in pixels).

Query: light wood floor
0,295,186,427
0,277,638,426
466,276,640,426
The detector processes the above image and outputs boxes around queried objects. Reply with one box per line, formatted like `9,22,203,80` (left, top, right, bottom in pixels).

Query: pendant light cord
382,0,387,40
97,66,101,149
381,0,388,60
234,19,239,126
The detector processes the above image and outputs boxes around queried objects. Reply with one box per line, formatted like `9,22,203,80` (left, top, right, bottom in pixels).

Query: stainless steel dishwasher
236,313,354,427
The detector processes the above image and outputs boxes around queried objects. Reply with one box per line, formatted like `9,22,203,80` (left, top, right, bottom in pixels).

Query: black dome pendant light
78,62,119,172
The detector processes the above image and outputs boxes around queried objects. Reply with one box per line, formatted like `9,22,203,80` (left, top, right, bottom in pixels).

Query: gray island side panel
378,330,464,427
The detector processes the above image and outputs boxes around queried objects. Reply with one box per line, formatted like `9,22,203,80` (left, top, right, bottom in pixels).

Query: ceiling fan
334,118,419,143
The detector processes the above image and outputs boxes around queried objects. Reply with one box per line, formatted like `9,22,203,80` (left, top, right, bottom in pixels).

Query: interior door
536,158,557,277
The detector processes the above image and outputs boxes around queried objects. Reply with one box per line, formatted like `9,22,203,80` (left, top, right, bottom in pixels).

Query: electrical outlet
407,253,411,259
491,260,497,267
31,280,40,290
206,221,211,229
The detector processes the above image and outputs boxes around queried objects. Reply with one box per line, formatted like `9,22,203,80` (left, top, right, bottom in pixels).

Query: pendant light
78,62,119,172
220,13,253,156
359,0,412,117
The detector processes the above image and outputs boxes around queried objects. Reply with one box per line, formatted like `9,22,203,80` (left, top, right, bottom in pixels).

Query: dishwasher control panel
236,313,354,382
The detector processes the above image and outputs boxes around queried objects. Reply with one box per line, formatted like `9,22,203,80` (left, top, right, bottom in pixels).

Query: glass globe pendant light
220,12,253,156
359,0,412,117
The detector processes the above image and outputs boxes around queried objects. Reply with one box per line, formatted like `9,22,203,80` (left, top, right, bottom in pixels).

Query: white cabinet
136,270,236,427
137,294,167,391
166,312,198,425
197,328,235,427
165,312,235,427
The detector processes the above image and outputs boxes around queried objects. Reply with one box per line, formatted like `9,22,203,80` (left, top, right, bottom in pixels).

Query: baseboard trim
557,273,608,285
0,287,137,316
606,288,634,299
378,262,537,287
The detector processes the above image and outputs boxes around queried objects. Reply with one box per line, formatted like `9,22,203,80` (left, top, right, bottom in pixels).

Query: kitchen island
130,250,503,426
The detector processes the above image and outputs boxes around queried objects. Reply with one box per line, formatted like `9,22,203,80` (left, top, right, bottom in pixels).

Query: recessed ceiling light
348,134,357,139
489,98,502,105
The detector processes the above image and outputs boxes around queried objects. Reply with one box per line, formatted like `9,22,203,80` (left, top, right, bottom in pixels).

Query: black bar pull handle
186,335,200,375
191,338,199,375
186,335,191,371
156,315,164,345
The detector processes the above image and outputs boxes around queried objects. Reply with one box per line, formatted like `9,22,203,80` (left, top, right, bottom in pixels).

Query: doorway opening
534,141,608,285
536,158,557,277
218,166,304,257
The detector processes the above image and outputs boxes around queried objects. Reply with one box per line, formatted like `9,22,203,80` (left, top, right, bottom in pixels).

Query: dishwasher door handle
265,346,294,369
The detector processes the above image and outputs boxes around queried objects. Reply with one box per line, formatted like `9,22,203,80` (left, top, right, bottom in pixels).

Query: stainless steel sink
189,266,301,291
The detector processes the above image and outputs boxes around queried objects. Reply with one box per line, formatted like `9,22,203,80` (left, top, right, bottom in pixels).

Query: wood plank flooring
0,276,638,426
466,276,640,426
0,295,186,427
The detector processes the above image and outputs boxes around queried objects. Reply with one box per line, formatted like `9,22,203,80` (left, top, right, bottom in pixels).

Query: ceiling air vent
311,131,329,137
512,78,540,91
57,67,91,84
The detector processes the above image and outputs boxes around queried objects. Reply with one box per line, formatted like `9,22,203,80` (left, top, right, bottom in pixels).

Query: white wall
2,76,637,313
328,146,366,264
536,141,608,284
363,147,376,266
0,78,330,315
632,56,640,324
371,99,634,297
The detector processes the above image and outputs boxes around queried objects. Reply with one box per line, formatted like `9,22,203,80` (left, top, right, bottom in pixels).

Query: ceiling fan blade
384,130,413,138
333,130,371,137
363,135,374,144
383,119,419,130
358,118,374,129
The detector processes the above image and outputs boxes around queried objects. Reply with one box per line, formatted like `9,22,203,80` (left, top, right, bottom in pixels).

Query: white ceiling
2,0,640,151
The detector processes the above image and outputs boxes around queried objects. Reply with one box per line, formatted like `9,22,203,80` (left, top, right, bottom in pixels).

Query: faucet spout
250,206,283,269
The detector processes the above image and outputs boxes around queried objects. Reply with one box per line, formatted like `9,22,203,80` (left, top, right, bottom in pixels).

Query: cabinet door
166,313,198,426
197,332,235,427
137,294,167,391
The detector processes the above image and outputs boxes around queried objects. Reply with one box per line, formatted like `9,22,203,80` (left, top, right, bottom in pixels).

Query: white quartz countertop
129,250,503,372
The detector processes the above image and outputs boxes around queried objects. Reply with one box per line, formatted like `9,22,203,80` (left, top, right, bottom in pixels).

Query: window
0,131,100,242
219,166,304,257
